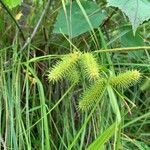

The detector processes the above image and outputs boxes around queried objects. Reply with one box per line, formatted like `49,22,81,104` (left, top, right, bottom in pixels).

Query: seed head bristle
79,79,106,111
48,52,81,82
80,53,100,81
110,70,141,88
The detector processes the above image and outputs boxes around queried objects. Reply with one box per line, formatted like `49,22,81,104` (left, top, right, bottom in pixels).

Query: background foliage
0,0,150,149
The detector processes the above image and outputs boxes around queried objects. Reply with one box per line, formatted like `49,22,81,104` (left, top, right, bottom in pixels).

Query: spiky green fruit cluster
48,52,81,82
66,66,80,84
80,53,100,81
110,70,141,88
48,52,101,83
79,79,106,111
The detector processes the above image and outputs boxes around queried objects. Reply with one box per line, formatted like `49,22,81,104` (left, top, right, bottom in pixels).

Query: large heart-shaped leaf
120,26,145,47
3,0,22,9
107,0,150,33
53,1,106,38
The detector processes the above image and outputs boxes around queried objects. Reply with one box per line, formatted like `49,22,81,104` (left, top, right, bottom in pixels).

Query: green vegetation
0,0,150,149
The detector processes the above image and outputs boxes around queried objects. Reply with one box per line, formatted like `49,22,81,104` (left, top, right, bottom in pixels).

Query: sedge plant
48,51,141,111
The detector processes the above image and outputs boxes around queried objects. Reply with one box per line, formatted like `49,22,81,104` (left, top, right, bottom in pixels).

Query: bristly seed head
109,70,141,88
48,51,81,82
80,53,100,81
79,79,106,111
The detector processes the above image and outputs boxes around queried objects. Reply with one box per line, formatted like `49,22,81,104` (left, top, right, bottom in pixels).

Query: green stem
94,46,150,53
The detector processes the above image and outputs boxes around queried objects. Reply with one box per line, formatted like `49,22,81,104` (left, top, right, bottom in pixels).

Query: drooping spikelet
79,79,106,111
65,66,80,84
48,52,81,82
109,70,141,88
80,53,100,81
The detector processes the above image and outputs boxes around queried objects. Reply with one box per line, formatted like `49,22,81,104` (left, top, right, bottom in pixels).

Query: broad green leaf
120,26,144,47
107,0,150,33
3,0,22,9
120,26,145,57
87,122,117,150
53,1,106,38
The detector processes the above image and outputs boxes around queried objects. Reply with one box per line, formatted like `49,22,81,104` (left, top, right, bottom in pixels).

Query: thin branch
3,0,51,66
19,0,51,54
0,0,26,41
94,46,150,53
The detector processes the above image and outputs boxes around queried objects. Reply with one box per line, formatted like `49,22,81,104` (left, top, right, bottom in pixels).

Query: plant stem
0,0,25,41
20,0,51,53
94,46,150,53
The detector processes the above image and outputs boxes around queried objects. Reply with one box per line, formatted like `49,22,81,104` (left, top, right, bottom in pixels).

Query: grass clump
1,0,149,149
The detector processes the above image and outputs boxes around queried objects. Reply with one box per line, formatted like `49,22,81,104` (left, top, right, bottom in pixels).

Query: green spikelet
65,67,80,84
80,53,100,81
110,70,141,88
48,52,81,82
79,79,106,111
